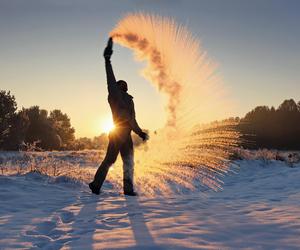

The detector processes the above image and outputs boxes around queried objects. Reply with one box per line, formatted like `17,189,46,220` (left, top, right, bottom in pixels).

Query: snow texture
0,153,300,249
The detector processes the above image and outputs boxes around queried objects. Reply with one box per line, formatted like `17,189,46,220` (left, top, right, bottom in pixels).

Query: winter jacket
105,58,143,136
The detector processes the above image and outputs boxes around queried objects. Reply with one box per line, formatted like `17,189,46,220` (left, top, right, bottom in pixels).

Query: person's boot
89,181,100,195
91,164,110,195
123,178,137,196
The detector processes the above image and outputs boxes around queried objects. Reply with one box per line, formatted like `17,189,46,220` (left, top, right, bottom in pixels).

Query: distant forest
237,99,300,150
1,90,300,151
0,90,143,151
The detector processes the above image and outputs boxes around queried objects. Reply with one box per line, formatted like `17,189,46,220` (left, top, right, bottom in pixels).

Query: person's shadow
69,187,165,249
67,189,98,249
124,196,167,250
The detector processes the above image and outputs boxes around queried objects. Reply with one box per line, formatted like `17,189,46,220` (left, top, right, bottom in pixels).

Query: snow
1,152,300,249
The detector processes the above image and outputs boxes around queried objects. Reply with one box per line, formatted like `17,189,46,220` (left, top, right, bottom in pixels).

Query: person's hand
103,37,113,59
139,131,149,141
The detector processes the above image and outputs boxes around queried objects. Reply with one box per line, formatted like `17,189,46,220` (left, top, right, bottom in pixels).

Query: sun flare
101,118,115,134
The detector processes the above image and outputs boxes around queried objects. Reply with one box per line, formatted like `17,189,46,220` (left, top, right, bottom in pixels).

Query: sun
101,117,115,134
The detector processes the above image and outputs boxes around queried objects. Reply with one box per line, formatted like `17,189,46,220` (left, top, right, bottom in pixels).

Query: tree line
0,90,76,150
237,99,300,150
0,90,146,151
1,90,300,151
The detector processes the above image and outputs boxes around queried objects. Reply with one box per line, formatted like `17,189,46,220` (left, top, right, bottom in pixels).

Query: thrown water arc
108,13,240,194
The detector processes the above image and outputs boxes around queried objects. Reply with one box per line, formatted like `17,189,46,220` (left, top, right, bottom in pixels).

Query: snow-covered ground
1,152,300,249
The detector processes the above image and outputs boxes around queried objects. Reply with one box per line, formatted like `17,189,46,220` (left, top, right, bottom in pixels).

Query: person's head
117,80,128,92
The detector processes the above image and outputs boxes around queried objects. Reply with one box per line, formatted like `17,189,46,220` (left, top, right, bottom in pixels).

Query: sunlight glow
101,118,115,134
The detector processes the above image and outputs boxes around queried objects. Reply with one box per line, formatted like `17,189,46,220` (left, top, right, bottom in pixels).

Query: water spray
106,13,240,195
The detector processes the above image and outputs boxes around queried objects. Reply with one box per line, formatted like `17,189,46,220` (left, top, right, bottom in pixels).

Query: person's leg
120,135,135,195
90,136,119,194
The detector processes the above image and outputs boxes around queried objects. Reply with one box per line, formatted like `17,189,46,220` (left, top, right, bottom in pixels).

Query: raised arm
103,38,119,95
105,59,116,85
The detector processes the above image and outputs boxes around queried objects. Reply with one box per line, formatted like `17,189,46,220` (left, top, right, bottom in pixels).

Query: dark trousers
93,130,134,192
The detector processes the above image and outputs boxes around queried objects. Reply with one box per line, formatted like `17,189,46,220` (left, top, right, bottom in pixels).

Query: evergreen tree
49,110,75,149
238,99,300,150
23,106,61,150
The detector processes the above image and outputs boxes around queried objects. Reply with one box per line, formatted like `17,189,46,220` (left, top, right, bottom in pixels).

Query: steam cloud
111,14,200,129
111,30,180,127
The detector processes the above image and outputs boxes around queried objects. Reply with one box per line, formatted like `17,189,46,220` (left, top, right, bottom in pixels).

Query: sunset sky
1,0,299,137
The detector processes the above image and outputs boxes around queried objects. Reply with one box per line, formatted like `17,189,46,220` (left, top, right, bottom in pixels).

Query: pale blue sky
1,0,299,137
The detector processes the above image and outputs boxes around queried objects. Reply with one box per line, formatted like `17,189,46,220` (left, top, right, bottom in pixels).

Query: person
89,37,148,196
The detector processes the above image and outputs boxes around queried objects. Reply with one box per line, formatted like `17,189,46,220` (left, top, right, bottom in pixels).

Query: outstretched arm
103,38,118,95
105,59,116,85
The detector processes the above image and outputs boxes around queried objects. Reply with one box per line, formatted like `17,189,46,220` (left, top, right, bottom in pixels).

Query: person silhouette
89,37,148,196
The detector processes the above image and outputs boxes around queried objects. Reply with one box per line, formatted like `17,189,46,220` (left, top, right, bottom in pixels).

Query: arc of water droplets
106,13,240,195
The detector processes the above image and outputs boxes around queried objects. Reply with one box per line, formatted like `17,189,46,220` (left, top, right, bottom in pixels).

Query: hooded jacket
105,58,143,136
